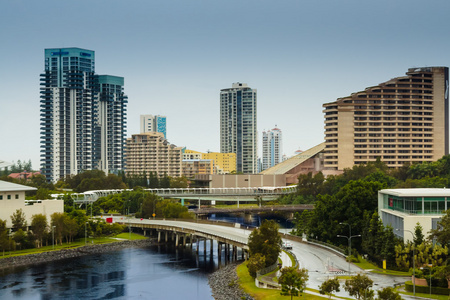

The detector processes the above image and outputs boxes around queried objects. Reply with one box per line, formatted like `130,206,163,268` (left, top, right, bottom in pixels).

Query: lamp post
52,226,56,250
396,229,415,296
337,233,361,274
85,222,88,245
339,222,352,255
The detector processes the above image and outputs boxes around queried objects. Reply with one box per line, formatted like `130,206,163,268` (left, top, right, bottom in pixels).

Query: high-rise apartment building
40,48,127,182
323,67,449,171
125,132,182,178
220,83,257,174
262,127,282,171
182,150,237,174
140,115,167,138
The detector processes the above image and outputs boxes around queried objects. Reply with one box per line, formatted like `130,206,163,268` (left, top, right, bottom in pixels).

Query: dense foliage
248,220,281,267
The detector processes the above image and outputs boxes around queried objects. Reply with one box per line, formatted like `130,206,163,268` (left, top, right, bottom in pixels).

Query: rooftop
0,180,37,192
379,188,450,197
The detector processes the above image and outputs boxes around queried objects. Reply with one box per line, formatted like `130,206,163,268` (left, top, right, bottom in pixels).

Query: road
286,238,411,298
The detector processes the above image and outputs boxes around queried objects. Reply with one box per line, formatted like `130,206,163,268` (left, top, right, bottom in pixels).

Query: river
0,244,218,300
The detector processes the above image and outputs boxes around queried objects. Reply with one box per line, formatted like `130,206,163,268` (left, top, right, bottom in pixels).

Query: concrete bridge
73,186,297,204
193,204,314,216
107,217,252,261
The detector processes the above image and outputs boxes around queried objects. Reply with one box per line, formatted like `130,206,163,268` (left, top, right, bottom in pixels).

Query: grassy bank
0,232,147,259
237,261,326,300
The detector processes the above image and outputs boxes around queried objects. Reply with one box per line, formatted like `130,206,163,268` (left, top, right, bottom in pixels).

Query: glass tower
40,48,127,182
220,83,257,174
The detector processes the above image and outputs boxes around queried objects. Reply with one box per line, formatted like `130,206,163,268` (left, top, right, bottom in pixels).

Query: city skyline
1,0,450,170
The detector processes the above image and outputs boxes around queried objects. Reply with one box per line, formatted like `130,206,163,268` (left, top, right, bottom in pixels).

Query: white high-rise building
262,127,283,171
220,83,257,174
140,115,167,138
40,48,127,182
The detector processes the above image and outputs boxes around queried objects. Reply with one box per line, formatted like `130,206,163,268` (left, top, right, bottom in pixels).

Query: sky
1,0,450,170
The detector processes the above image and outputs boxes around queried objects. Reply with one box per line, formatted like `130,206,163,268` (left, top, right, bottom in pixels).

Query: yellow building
183,150,236,174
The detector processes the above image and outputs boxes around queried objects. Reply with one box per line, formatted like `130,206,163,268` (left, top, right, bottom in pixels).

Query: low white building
378,188,450,243
0,180,63,228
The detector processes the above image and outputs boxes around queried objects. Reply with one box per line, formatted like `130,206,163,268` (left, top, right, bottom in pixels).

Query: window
0,195,2,200
7,195,11,200
15,194,19,199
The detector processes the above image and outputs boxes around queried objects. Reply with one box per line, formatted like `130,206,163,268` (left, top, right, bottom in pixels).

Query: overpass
108,217,251,260
192,204,314,215
73,186,297,204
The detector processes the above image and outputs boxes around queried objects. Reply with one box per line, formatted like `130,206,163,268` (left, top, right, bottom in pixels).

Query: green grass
237,261,327,300
0,232,147,260
353,256,409,276
397,287,449,300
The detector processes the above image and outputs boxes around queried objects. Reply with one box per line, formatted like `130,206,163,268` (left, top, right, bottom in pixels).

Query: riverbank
0,239,154,272
209,261,254,300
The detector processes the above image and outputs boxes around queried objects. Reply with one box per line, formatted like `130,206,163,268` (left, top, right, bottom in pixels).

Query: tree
344,274,374,300
11,208,27,231
0,219,9,255
248,220,281,267
279,267,309,300
31,214,47,248
377,287,403,300
430,209,450,246
319,277,340,299
413,222,424,246
247,253,266,278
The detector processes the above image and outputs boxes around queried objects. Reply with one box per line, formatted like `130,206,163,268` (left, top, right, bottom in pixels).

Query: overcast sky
1,0,449,170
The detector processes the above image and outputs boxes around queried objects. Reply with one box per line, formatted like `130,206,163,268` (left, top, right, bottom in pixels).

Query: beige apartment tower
125,132,182,177
323,67,449,171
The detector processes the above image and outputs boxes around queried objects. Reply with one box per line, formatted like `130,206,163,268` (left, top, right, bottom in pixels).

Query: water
0,244,218,300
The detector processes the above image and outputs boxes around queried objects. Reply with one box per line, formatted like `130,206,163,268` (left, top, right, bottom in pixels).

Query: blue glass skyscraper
40,48,127,182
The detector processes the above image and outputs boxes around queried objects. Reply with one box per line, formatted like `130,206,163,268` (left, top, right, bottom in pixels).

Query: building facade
40,48,127,182
182,159,214,178
262,127,282,171
140,115,167,138
323,67,449,171
0,181,63,228
378,188,449,243
125,132,182,178
220,83,257,174
183,150,236,174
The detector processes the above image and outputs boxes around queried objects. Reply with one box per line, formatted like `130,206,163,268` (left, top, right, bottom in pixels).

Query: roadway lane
108,217,411,298
288,239,410,298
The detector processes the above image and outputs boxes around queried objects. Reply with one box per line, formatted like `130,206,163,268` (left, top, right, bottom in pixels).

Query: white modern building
0,181,63,228
220,83,257,174
140,115,167,138
378,188,450,243
40,48,128,182
262,127,282,171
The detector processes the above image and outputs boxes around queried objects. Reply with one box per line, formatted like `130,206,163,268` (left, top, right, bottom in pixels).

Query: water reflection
0,244,216,299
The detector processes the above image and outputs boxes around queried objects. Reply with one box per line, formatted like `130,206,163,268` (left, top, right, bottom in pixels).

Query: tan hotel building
125,132,182,177
323,67,449,171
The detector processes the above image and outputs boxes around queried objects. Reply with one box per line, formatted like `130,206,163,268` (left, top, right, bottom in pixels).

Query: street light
337,233,361,274
85,222,88,245
52,226,56,250
396,229,415,296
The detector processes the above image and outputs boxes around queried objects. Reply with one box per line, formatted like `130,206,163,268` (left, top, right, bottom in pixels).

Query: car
282,241,293,250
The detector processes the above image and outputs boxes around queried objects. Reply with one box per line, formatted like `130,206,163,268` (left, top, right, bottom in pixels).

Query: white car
282,241,293,250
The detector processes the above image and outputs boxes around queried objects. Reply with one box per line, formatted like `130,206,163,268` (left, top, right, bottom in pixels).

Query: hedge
405,281,450,296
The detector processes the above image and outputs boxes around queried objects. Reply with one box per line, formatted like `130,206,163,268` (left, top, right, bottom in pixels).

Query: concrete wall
202,174,286,188
0,193,64,228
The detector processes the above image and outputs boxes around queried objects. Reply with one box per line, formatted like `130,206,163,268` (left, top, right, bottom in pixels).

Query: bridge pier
233,246,237,261
203,238,207,256
183,234,187,247
196,237,199,254
158,231,161,242
210,239,213,255
218,242,222,261
175,233,179,247
165,231,168,242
